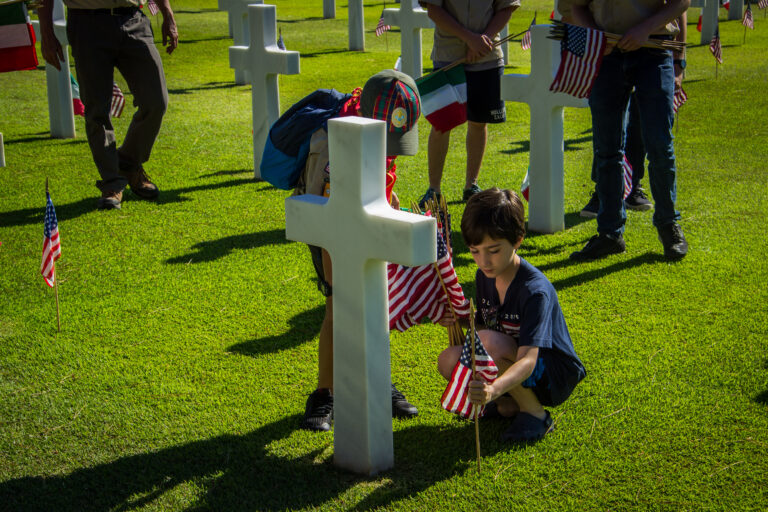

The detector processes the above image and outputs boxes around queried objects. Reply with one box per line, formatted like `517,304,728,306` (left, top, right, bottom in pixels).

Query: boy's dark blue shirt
474,257,586,402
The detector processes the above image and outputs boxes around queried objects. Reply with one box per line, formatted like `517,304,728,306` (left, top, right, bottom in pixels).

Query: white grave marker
31,0,75,139
382,0,434,79
499,25,509,65
285,117,436,475
221,0,264,84
218,0,235,37
691,0,719,44
501,25,587,233
348,0,365,51
728,0,744,20
323,0,335,19
0,133,5,168
229,4,299,178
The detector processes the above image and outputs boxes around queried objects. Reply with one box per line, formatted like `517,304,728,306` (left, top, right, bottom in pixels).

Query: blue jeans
589,48,680,235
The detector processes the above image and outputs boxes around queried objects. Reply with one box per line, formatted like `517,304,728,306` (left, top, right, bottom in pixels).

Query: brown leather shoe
97,189,123,210
123,166,159,200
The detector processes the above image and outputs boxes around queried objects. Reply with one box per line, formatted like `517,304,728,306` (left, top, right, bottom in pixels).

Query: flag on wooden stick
549,23,606,99
375,10,391,36
441,328,498,419
0,2,38,73
743,2,755,29
521,13,536,50
673,87,688,113
710,25,723,64
416,65,467,132
41,192,61,288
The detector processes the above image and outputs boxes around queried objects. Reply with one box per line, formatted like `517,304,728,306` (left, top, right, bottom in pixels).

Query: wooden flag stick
469,299,481,472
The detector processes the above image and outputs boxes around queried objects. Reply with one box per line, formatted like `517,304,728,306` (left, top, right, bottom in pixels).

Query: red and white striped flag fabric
110,82,125,118
441,329,498,418
759,0,768,9
388,228,470,332
521,13,536,50
375,11,391,37
710,25,723,64
41,192,61,288
673,87,688,113
0,2,38,73
743,3,754,29
520,168,530,201
416,65,467,133
622,156,633,201
147,0,159,15
549,23,606,99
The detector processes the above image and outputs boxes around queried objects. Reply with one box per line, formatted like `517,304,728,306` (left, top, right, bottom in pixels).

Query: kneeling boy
439,188,586,442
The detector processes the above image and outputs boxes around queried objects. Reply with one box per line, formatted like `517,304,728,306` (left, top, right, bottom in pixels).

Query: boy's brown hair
461,187,526,247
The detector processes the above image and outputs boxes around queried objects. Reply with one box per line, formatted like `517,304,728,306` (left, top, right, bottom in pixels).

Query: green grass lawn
1,1,767,510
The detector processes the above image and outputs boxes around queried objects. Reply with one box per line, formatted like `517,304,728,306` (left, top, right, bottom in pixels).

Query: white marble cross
217,0,236,37
220,0,264,84
348,0,365,50
501,25,587,233
727,0,744,21
382,0,434,79
31,0,75,139
285,117,436,475
691,0,720,44
229,4,300,178
323,0,335,19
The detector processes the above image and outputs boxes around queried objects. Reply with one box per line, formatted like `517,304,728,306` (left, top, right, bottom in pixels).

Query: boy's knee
437,346,461,379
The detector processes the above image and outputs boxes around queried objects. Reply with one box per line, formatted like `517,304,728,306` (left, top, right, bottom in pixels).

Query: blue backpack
260,88,352,190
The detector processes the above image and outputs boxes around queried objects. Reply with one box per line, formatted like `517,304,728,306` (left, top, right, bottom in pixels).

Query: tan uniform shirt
420,0,520,69
569,0,680,36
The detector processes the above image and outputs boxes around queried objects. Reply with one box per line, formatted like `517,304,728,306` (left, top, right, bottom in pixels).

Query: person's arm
618,0,690,52
425,4,493,63
673,11,687,90
468,345,539,404
156,0,179,54
37,0,64,70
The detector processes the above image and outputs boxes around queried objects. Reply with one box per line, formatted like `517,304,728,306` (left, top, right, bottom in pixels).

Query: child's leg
427,125,451,192
317,249,333,390
465,121,487,188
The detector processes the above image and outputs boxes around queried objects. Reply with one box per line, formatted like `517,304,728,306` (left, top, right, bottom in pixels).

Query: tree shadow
0,176,258,228
165,229,290,264
227,304,324,356
0,415,514,511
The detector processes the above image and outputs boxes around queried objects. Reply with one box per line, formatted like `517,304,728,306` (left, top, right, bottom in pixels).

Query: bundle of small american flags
548,22,606,99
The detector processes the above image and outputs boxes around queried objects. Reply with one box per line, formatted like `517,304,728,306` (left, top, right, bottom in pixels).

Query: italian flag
416,65,467,133
0,2,38,73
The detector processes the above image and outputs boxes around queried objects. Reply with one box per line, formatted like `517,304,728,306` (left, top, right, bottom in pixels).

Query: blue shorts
521,350,580,407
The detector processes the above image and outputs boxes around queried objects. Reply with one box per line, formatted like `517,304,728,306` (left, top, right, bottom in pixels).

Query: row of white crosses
30,0,76,139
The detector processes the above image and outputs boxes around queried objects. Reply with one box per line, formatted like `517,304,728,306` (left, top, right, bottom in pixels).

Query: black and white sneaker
625,187,653,211
570,233,626,261
391,384,418,418
300,388,333,432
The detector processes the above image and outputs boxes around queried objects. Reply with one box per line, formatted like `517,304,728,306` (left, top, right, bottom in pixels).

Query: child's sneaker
462,183,482,201
500,411,553,443
300,388,333,432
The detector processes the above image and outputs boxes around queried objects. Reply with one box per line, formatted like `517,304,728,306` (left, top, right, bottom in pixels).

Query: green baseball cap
360,69,422,156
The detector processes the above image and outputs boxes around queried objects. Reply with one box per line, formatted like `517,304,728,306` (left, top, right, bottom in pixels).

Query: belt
68,6,139,15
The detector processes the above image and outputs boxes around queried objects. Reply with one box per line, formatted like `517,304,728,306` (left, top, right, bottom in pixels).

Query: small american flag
550,23,606,99
759,0,768,9
743,3,755,29
277,28,286,50
41,192,61,288
146,0,159,15
441,329,498,418
622,156,633,201
673,87,688,113
110,82,125,118
375,11,391,37
521,13,536,51
388,228,470,332
710,25,723,64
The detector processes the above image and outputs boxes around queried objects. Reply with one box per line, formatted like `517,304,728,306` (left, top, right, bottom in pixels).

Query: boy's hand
465,33,493,63
468,379,495,405
437,309,456,327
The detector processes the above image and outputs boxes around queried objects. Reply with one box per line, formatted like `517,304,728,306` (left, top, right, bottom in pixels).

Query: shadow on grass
228,304,324,355
547,252,666,290
165,229,290,264
3,132,57,144
167,81,240,95
499,133,593,156
0,415,515,511
0,176,257,228
300,48,352,59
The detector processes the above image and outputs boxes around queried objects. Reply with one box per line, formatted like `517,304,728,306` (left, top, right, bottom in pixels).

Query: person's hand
390,191,400,210
161,14,179,54
40,32,64,71
465,33,493,63
603,39,617,55
617,25,652,52
468,378,495,405
673,64,684,91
